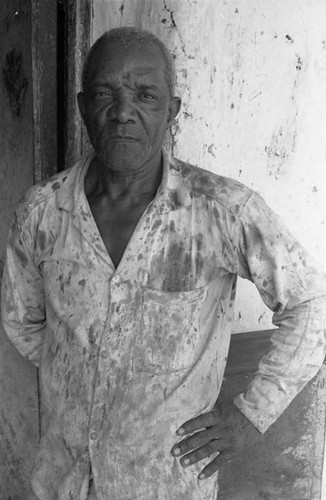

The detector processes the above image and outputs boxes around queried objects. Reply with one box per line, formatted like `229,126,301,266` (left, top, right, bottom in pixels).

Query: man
1,27,325,500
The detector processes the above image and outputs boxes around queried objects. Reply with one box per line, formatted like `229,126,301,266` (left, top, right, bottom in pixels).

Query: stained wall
91,0,326,332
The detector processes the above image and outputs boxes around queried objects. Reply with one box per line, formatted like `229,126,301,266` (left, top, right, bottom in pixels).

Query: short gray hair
82,26,176,96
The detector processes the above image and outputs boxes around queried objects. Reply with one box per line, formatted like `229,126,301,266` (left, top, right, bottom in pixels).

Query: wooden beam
0,1,39,496
225,329,274,376
219,330,326,499
65,0,92,170
31,0,58,182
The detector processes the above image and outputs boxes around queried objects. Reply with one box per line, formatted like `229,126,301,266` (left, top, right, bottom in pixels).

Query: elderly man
1,27,325,500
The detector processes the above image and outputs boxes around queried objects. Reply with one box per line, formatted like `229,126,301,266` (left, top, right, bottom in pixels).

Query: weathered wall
91,0,326,332
0,0,39,497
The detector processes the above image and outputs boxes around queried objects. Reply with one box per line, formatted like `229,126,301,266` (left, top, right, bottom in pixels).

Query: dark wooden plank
225,329,274,376
0,0,39,497
31,0,58,181
64,0,92,170
218,330,325,500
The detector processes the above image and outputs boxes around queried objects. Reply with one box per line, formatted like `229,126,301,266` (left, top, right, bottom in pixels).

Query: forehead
85,41,168,88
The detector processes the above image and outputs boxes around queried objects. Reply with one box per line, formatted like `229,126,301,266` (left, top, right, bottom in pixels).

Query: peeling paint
296,55,303,71
162,0,177,29
265,120,298,179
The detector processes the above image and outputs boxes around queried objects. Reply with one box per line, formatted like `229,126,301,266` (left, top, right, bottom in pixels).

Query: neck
85,150,163,203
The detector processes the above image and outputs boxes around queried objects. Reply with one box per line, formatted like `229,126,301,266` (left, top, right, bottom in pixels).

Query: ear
77,92,86,121
167,96,181,126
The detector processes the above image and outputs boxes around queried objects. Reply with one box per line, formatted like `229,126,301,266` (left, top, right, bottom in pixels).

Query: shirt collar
56,149,95,213
56,148,192,215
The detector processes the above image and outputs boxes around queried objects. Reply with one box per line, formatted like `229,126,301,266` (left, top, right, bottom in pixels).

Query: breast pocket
132,285,209,375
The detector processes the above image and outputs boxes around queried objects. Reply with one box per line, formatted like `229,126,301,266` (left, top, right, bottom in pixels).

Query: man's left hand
171,399,262,480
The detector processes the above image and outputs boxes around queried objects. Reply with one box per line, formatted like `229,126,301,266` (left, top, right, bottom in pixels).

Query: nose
109,94,135,124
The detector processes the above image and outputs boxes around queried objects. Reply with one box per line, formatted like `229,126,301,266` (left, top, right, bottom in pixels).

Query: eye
139,91,158,101
93,91,113,99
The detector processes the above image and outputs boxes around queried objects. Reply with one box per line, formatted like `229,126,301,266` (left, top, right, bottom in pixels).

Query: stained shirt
1,150,326,500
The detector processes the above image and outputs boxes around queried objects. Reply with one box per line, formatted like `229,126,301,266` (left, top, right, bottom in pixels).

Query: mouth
110,135,139,142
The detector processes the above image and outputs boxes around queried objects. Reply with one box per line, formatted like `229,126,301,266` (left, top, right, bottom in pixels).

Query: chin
97,150,147,172
96,142,151,172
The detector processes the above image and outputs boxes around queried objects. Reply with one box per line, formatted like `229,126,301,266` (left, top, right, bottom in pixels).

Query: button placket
89,308,112,443
111,274,121,285
88,400,107,445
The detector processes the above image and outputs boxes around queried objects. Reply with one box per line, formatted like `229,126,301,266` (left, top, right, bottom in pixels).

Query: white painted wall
91,0,326,332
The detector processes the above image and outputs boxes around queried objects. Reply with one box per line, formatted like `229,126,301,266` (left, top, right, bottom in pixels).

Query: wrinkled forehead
84,40,168,88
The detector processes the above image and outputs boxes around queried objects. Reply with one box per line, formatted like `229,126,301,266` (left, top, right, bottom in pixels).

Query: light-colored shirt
1,150,325,500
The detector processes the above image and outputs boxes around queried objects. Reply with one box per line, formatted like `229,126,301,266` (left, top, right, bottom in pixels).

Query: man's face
78,41,180,173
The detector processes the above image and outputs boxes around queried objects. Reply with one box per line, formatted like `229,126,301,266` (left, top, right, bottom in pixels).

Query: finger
172,427,223,457
176,410,220,436
198,449,235,480
179,439,230,468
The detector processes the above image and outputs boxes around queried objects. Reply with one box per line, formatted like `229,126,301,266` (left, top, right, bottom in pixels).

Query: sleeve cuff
234,393,276,434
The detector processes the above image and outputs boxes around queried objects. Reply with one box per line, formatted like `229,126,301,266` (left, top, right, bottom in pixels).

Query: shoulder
172,157,256,214
15,168,73,226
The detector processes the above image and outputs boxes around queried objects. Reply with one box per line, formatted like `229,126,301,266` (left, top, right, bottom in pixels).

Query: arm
172,193,326,478
234,193,326,432
1,214,46,367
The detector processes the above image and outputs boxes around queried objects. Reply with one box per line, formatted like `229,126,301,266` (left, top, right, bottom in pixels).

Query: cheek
84,103,106,125
152,119,169,142
145,111,169,138
86,115,107,142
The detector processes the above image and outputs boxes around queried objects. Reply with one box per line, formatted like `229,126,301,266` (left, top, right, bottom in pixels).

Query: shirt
1,150,326,500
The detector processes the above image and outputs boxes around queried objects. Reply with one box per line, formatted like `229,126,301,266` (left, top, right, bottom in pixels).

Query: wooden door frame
31,0,92,181
31,0,58,182
65,0,92,170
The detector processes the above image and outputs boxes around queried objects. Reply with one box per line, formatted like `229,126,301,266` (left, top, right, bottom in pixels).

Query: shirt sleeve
1,213,46,367
233,192,326,433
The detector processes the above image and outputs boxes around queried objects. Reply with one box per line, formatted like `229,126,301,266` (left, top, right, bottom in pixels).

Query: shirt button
100,349,109,359
89,431,98,441
112,275,120,284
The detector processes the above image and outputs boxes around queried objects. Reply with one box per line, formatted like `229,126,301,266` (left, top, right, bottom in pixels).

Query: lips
111,135,139,142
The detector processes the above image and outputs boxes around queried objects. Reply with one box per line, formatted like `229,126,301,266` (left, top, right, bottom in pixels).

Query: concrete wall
91,0,326,332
